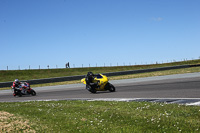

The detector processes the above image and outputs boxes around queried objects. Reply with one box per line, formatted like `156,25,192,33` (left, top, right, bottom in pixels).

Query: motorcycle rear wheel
86,85,96,93
14,90,22,97
90,89,96,93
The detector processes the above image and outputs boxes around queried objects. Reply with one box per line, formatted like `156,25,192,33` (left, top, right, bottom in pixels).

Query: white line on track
5,98,200,106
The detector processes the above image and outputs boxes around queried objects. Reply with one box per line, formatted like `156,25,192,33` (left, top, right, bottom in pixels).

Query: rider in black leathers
85,72,99,91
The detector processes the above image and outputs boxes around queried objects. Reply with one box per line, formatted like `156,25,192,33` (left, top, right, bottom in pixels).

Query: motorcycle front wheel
30,90,36,96
109,83,115,92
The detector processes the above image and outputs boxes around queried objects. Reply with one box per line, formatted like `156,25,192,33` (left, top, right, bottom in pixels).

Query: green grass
1,64,200,90
1,60,200,132
0,100,200,132
1,59,200,82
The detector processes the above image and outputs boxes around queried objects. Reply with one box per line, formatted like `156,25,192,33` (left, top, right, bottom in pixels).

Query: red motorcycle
11,82,36,97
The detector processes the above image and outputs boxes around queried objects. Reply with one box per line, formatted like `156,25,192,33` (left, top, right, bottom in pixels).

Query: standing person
68,62,70,68
66,62,70,68
66,63,68,68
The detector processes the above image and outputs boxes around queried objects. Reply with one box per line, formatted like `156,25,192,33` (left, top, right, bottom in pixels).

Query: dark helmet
87,72,94,78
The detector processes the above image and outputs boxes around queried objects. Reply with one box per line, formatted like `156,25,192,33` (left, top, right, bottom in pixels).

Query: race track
0,72,200,103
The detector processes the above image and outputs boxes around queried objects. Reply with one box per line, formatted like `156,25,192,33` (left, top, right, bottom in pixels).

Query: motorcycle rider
13,79,26,94
13,79,21,88
12,79,21,96
86,72,99,92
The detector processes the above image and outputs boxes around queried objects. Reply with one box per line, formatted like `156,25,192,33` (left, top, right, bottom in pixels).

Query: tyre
86,85,96,93
30,90,36,96
90,89,96,94
105,82,115,92
17,92,22,97
109,83,115,92
15,90,22,97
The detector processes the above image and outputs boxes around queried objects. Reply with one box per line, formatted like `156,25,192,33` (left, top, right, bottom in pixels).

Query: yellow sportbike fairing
81,73,115,92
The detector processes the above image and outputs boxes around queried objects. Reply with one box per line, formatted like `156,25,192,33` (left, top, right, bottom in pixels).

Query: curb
1,98,200,106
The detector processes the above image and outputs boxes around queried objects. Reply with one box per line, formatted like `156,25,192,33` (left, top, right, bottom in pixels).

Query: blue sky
0,0,200,70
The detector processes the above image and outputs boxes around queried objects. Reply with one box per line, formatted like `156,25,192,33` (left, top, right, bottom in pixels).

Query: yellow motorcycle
81,73,115,93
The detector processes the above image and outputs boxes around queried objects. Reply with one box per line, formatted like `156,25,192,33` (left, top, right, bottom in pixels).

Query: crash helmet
87,72,94,78
15,79,20,84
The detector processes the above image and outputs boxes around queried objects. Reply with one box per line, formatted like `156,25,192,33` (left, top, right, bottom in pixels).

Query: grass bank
1,59,200,82
1,62,200,90
0,101,200,132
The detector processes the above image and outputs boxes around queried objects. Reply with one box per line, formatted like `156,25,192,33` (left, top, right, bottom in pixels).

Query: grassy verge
0,101,200,132
1,59,200,82
110,66,200,80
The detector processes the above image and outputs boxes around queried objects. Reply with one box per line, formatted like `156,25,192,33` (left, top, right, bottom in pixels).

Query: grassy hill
0,59,200,82
0,60,200,82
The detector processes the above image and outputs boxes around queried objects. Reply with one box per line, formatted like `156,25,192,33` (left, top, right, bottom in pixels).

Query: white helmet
15,79,19,83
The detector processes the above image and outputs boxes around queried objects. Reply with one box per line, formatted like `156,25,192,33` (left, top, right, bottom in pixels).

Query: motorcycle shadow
15,94,36,97
90,91,116,94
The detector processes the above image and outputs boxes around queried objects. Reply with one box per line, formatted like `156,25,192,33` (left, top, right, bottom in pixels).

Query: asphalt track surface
0,72,200,105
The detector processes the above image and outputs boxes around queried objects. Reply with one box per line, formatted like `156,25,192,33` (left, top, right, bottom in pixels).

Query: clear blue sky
0,0,200,70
